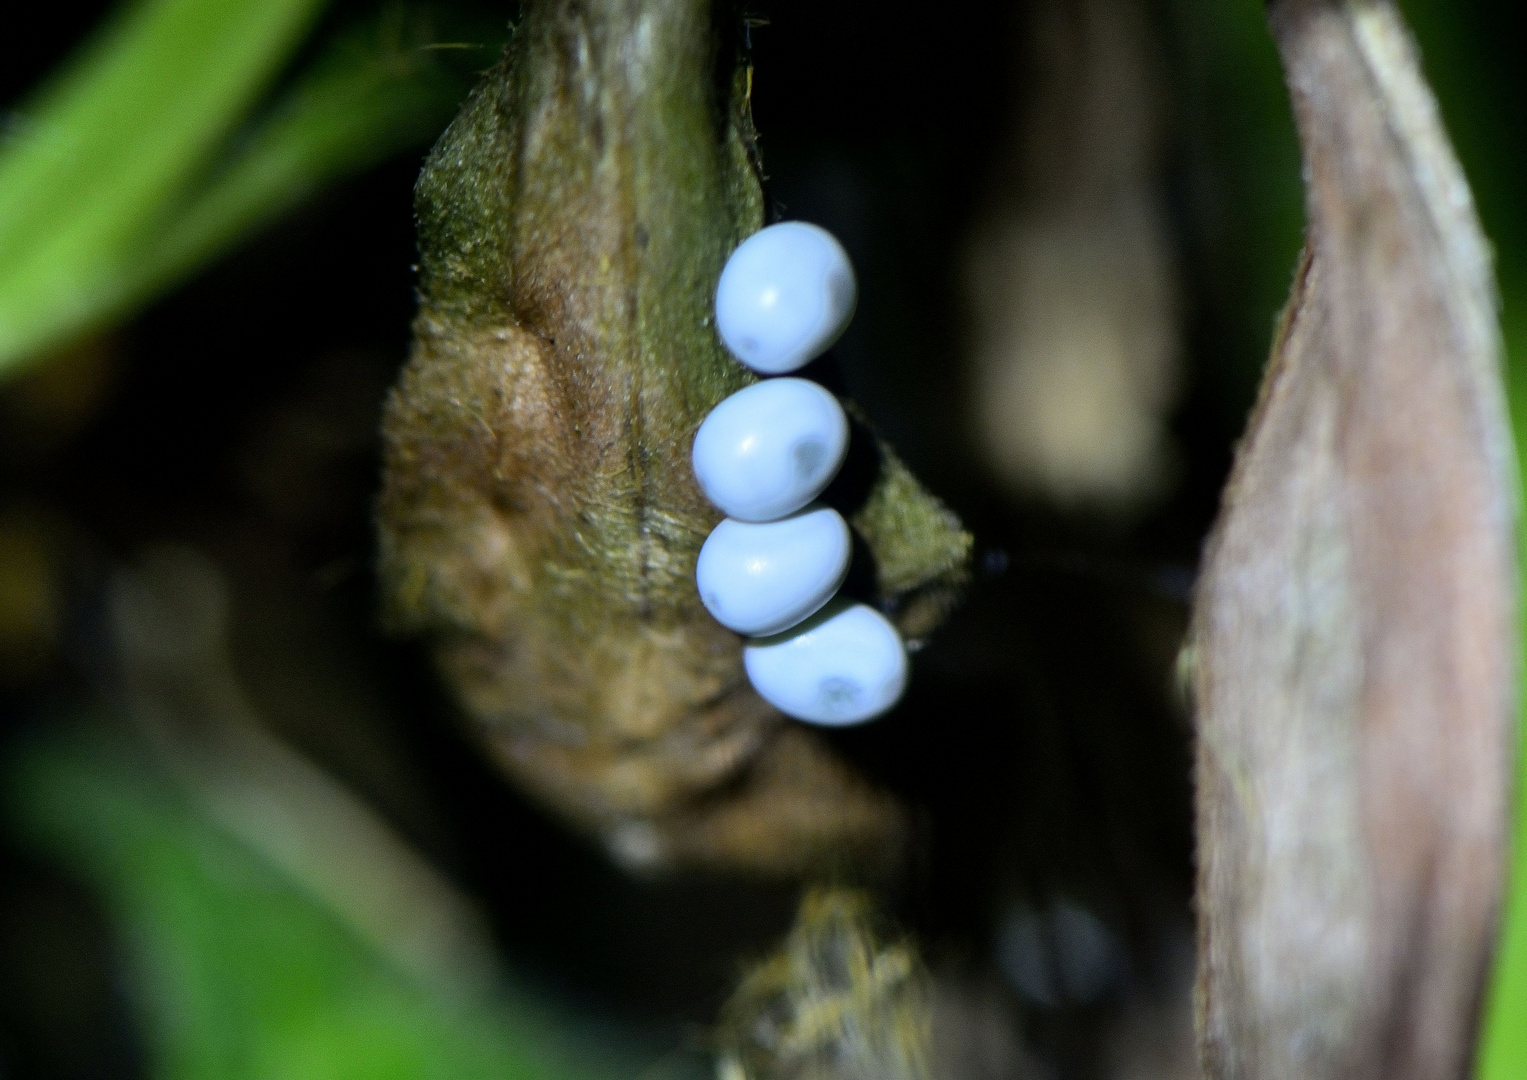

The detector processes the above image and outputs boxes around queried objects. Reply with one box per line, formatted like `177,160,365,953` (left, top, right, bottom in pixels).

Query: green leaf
5,729,629,1080
88,9,489,349
1478,279,1527,1080
0,0,487,377
0,0,330,370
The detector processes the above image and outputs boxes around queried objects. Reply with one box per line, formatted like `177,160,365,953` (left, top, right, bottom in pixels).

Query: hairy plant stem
377,0,969,875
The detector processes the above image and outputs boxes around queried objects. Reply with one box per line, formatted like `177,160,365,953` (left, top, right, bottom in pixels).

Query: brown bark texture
1191,1,1517,1077
375,0,970,876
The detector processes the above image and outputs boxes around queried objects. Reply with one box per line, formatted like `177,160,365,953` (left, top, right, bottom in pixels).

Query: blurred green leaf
92,8,489,348
5,729,626,1080
0,0,484,377
0,0,328,370
1483,291,1527,1080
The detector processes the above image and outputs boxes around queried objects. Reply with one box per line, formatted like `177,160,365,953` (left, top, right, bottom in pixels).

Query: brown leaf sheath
376,0,969,875
1191,2,1516,1077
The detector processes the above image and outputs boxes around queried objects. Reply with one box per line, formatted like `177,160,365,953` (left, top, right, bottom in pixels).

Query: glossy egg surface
743,599,908,726
696,505,851,636
715,222,857,374
691,378,849,522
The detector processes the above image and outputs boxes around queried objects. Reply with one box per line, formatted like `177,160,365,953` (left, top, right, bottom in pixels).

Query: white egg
715,222,858,374
692,378,849,522
743,599,908,726
696,505,851,637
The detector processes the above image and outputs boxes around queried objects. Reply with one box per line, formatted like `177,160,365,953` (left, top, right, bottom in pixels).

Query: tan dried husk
964,0,1182,511
1190,1,1517,1076
376,0,969,876
716,889,931,1080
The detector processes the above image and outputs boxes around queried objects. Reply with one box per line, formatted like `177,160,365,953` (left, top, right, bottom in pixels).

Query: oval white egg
715,222,858,374
743,599,908,726
692,378,849,521
696,505,851,637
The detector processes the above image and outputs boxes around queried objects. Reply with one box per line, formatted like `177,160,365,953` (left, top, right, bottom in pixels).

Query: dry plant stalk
965,0,1181,511
717,889,931,1080
1191,1,1516,1077
376,0,969,876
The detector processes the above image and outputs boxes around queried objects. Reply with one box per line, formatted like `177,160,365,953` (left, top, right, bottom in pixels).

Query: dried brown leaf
1191,2,1516,1077
716,888,931,1080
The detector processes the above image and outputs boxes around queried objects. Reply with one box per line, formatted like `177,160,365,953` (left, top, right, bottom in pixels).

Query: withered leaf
376,0,969,875
1191,2,1516,1077
716,888,931,1080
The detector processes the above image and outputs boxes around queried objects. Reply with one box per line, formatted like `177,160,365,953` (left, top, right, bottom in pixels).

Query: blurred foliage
6,727,630,1080
0,0,487,376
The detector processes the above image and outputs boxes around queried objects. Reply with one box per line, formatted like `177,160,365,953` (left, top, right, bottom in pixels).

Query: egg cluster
693,223,908,726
